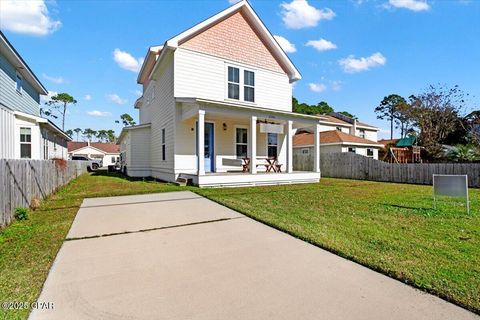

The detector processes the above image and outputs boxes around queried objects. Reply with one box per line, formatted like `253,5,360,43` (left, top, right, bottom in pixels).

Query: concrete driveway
30,191,477,320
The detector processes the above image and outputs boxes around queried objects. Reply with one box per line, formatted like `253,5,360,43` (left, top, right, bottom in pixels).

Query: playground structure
381,136,423,163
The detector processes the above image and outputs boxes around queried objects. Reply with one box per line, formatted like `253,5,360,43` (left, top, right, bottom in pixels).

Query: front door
196,122,215,173
204,122,214,172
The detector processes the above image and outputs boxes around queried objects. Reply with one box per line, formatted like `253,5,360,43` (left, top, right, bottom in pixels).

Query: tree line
292,98,355,118
375,84,479,161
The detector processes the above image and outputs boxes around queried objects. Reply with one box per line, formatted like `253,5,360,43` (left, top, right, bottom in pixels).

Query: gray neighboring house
0,31,71,160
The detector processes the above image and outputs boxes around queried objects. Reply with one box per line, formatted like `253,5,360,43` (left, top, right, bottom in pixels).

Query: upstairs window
16,72,22,92
20,127,31,158
244,70,255,102
228,66,239,100
359,129,366,138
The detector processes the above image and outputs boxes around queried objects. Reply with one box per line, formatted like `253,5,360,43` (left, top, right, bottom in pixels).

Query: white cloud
87,110,112,117
306,38,337,52
308,83,327,93
281,0,335,29
106,94,127,105
40,90,58,104
273,35,296,53
0,0,61,36
331,80,342,91
42,73,65,84
339,52,386,73
387,0,430,11
113,48,144,73
84,94,92,101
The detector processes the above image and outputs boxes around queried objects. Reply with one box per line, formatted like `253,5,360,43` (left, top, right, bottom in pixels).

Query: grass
0,172,181,320
1,173,478,318
197,178,480,314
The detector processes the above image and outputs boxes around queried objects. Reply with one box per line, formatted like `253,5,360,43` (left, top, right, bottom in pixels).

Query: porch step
174,177,189,187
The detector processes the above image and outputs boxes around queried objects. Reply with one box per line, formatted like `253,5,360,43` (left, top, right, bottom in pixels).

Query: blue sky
1,0,479,139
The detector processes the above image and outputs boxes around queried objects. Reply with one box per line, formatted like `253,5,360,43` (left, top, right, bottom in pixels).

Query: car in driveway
71,155,103,171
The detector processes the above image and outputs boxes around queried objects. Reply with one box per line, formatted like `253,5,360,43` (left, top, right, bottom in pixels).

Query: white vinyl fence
0,159,88,228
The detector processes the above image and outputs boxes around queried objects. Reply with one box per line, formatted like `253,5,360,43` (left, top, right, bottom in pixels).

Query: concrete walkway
30,191,477,320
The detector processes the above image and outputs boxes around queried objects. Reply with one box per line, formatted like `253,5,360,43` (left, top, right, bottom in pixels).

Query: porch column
287,120,293,173
197,110,205,176
250,115,257,174
314,123,321,173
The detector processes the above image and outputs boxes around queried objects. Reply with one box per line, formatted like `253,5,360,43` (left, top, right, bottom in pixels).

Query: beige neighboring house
67,142,120,167
294,113,382,160
118,0,323,187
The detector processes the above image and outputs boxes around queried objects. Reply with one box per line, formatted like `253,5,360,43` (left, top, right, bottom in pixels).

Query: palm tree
96,130,108,143
83,128,97,142
106,129,117,143
73,128,82,141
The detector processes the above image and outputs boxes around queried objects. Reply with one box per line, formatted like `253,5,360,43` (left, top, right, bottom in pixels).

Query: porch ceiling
177,97,324,128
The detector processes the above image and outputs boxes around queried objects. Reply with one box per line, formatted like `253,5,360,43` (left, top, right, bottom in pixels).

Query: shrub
447,144,480,162
14,207,29,221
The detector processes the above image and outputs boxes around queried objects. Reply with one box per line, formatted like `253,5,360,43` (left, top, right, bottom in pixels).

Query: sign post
433,174,470,214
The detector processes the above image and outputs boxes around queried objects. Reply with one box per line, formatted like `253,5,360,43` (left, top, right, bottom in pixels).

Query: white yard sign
433,174,469,214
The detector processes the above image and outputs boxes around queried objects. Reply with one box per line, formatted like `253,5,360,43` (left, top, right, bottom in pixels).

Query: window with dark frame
235,128,248,158
267,133,278,158
16,73,22,92
20,127,31,158
244,70,255,102
359,129,366,138
228,66,240,100
367,148,374,157
162,128,166,161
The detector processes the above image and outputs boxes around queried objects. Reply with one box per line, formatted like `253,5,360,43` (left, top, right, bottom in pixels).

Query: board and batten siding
149,52,176,181
0,53,40,116
174,48,292,112
0,105,15,158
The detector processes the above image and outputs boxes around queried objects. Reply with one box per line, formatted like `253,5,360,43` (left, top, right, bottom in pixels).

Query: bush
14,207,29,221
447,144,480,162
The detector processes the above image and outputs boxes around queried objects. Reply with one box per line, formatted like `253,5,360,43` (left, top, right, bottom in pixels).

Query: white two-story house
119,0,322,187
0,31,71,160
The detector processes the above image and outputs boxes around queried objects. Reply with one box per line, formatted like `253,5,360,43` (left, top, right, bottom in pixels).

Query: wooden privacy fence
0,159,88,228
313,152,480,186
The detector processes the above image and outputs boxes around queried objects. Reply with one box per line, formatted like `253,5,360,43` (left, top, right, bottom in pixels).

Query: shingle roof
68,142,120,153
293,130,382,147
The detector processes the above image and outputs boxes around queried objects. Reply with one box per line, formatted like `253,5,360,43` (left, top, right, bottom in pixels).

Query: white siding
129,127,151,176
0,105,15,158
14,115,41,159
174,48,292,112
150,52,176,181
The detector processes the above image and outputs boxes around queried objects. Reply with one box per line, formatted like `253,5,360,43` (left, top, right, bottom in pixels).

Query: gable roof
0,31,48,95
68,142,120,154
138,0,301,84
293,130,383,147
318,114,379,131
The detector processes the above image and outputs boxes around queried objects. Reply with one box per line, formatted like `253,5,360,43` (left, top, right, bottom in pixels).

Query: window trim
266,132,278,159
243,70,255,103
16,72,22,93
234,125,249,159
20,127,32,159
366,148,374,157
359,129,366,139
161,128,166,161
225,64,256,104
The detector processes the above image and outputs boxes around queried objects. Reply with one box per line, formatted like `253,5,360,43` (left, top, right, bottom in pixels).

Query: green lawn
0,172,181,320
1,174,479,319
197,179,480,314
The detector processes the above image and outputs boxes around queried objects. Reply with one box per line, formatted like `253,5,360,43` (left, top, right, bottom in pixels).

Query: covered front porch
175,98,322,187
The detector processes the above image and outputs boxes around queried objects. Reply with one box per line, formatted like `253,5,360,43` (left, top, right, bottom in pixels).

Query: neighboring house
118,0,322,187
294,112,382,160
67,141,120,167
0,31,71,160
293,130,384,161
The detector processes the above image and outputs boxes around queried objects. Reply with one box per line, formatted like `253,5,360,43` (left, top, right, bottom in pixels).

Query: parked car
71,156,103,171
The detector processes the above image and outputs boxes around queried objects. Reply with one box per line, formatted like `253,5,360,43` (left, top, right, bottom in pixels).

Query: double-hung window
227,66,255,103
267,133,278,158
359,129,366,138
228,67,240,100
235,128,248,158
161,128,166,161
244,70,255,102
20,127,31,158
